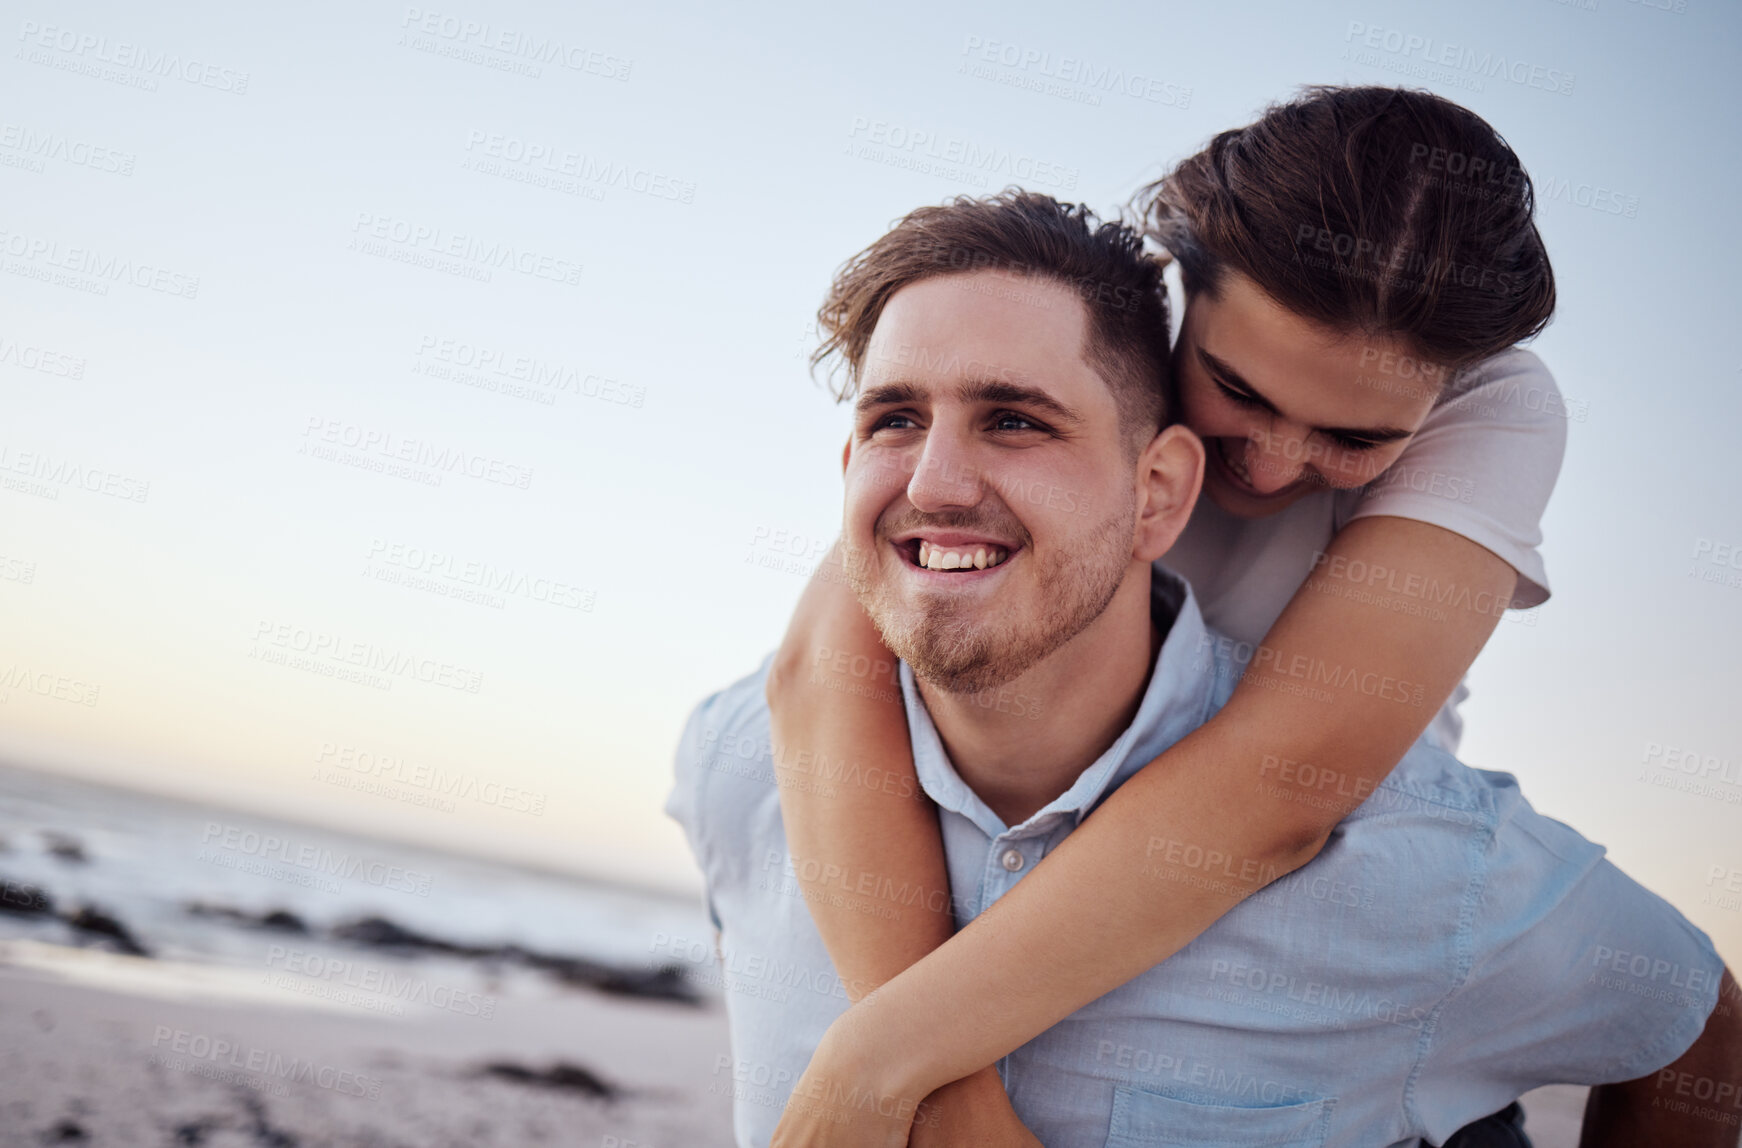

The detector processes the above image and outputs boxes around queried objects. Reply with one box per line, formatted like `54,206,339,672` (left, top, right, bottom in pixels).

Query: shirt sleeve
665,684,729,931
663,657,778,931
1345,348,1569,609
664,699,711,856
1413,781,1723,1133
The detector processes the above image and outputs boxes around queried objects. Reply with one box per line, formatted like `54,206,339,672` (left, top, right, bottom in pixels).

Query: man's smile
916,540,1010,570
890,529,1022,578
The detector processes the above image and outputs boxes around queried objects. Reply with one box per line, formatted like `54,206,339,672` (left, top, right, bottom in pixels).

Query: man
664,192,1740,1146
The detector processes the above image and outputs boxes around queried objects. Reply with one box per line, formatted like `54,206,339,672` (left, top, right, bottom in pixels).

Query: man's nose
906,433,982,511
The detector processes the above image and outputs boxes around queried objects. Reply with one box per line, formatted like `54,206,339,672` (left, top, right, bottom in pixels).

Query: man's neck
915,567,1163,828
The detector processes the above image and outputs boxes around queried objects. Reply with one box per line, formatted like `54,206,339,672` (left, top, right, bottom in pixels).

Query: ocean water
0,760,711,978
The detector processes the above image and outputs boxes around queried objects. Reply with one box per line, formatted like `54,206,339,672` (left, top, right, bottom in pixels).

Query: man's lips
888,530,1021,573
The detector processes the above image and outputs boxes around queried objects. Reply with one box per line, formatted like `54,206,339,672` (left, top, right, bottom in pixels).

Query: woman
768,86,1560,1147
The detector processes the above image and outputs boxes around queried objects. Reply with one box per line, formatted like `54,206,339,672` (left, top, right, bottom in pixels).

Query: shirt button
1000,848,1025,872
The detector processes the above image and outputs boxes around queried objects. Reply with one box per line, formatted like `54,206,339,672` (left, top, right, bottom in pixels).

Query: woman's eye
1215,379,1264,408
1325,434,1382,452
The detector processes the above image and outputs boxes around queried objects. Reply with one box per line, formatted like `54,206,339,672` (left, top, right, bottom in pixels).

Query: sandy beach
0,940,735,1148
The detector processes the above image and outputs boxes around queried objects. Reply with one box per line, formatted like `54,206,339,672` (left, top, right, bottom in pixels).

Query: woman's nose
1244,428,1307,492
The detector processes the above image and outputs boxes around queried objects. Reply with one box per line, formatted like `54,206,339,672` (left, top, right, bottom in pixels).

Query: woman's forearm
766,545,1049,1144
766,542,955,997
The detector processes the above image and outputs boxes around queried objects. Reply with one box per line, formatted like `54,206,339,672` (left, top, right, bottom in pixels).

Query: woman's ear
1133,424,1204,562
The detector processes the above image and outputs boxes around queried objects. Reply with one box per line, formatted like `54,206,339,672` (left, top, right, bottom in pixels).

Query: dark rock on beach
65,906,150,957
236,1092,300,1148
479,1060,618,1100
184,902,310,933
258,909,309,933
172,1117,219,1145
174,906,700,1005
41,832,88,864
331,914,491,957
0,888,153,956
523,951,697,1004
332,915,700,1005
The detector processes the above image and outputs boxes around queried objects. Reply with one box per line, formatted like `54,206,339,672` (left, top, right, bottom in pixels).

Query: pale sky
2,0,1738,960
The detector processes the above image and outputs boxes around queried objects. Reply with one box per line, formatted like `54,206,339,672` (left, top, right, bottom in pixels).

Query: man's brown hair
1140,85,1555,372
812,190,1172,445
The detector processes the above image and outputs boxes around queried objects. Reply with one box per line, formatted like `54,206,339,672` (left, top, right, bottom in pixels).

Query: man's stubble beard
847,502,1135,696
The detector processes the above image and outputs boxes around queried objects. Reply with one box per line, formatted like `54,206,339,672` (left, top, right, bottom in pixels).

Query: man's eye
874,413,918,431
991,411,1042,432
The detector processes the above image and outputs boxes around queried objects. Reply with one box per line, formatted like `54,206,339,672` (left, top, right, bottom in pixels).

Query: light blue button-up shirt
666,570,1721,1147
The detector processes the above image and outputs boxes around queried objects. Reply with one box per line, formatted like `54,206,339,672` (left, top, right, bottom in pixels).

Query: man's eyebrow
856,377,1085,425
856,381,922,411
1197,347,1413,443
956,377,1084,425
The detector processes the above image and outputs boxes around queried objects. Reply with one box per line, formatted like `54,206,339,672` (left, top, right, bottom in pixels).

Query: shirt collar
898,566,1217,840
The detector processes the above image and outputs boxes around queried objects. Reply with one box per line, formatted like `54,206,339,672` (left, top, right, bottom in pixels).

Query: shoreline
0,753,704,907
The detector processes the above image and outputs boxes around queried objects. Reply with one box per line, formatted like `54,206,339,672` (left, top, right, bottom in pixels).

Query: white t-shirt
1162,347,1568,752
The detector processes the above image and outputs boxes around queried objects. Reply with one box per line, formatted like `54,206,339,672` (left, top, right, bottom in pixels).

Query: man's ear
1132,424,1204,562
841,434,852,475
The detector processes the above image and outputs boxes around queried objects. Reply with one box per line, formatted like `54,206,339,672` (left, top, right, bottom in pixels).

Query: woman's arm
773,514,1518,1122
766,542,953,998
769,544,1036,1145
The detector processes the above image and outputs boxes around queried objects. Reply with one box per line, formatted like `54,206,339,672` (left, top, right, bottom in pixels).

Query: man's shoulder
1331,742,1703,976
681,654,776,747
1177,620,1247,713
1163,620,1609,902
1385,752,1724,1102
667,655,781,863
1347,740,1602,865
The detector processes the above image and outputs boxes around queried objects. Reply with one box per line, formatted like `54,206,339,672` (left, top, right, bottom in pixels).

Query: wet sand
0,942,734,1147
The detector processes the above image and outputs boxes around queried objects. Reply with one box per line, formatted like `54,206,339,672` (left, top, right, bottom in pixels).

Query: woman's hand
770,1043,1040,1148
908,1068,1044,1148
767,1029,918,1148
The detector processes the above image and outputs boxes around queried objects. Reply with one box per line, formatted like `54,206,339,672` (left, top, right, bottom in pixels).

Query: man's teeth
917,541,1008,571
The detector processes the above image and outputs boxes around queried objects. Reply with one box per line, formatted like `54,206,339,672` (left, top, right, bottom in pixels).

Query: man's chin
875,593,995,641
902,647,1020,697
869,605,1015,696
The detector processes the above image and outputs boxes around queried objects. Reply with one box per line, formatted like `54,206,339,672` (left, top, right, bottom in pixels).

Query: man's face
841,271,1149,695
1175,271,1441,518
